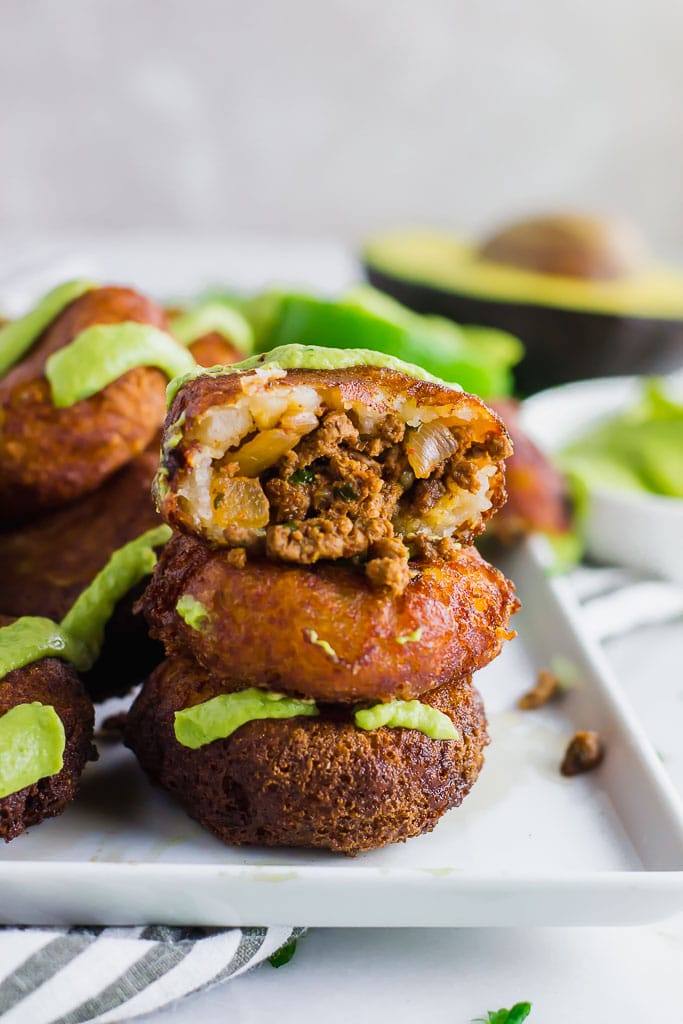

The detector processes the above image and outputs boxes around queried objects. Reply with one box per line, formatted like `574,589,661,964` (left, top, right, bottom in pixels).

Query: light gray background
2,0,683,248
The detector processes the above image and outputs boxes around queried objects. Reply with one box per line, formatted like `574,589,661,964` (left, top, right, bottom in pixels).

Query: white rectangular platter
2,537,682,928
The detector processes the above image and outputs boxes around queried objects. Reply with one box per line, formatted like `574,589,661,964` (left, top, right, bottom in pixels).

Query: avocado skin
365,264,683,395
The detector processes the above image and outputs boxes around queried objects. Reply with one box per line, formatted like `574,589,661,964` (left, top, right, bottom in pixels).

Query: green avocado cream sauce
46,322,196,408
174,689,319,749
173,689,460,749
0,703,66,799
176,594,209,631
0,279,197,405
354,700,459,740
169,303,254,353
167,342,456,406
0,617,92,678
0,525,171,679
560,378,683,499
0,279,96,378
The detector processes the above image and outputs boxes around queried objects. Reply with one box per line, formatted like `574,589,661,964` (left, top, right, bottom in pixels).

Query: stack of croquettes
126,346,519,854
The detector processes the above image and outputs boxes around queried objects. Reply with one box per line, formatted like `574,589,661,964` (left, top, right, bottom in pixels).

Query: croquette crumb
98,712,129,740
518,669,561,710
560,730,604,776
365,555,412,595
226,547,247,568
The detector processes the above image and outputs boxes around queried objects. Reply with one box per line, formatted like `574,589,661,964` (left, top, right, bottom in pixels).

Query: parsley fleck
213,493,224,509
334,483,359,501
475,1003,532,1024
268,938,298,968
290,468,315,485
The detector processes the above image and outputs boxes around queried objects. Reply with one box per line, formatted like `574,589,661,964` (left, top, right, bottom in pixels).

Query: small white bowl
520,371,683,582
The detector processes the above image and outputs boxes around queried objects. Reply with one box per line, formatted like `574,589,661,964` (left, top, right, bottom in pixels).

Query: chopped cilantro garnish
475,1003,532,1023
268,938,298,968
213,492,224,509
396,627,422,645
290,468,315,485
334,483,359,501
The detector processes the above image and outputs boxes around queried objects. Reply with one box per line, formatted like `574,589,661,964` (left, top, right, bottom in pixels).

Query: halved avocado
363,216,683,394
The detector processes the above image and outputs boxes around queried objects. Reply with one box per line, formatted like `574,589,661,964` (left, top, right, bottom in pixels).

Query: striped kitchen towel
0,925,304,1023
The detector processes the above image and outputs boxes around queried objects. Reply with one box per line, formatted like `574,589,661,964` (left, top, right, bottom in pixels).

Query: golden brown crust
0,286,168,524
486,399,572,541
0,444,165,702
0,656,95,842
125,657,488,855
139,533,519,703
188,332,245,368
0,445,161,620
165,364,504,427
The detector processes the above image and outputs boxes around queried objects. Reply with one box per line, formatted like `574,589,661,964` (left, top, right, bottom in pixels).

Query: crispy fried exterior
0,653,95,842
0,287,168,524
0,445,161,619
486,399,572,542
140,533,519,703
188,332,245,368
125,658,488,855
0,445,164,701
80,581,165,703
158,365,511,552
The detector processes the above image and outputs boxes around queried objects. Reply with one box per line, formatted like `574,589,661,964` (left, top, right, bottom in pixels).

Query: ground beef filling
213,407,501,595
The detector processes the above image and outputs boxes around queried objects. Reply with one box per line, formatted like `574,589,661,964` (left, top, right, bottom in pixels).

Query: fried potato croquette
0,446,161,619
486,398,572,541
0,327,240,698
0,447,164,701
0,625,95,842
125,657,488,855
140,533,519,703
187,332,246,368
156,358,512,593
0,286,168,524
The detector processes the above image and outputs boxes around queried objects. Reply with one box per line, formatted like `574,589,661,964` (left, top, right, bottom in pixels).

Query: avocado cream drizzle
46,322,196,408
166,342,457,407
0,525,172,680
173,688,460,748
169,303,254,353
0,703,66,800
0,618,91,677
0,279,96,378
176,594,209,632
174,689,319,749
354,700,459,740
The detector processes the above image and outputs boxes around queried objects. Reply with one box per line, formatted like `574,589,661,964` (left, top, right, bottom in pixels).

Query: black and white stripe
0,926,305,1024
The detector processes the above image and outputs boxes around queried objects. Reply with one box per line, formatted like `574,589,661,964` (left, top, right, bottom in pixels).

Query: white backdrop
2,0,683,248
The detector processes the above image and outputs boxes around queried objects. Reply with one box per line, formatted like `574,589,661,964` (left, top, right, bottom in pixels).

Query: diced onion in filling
404,422,459,479
210,475,270,528
232,428,303,476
